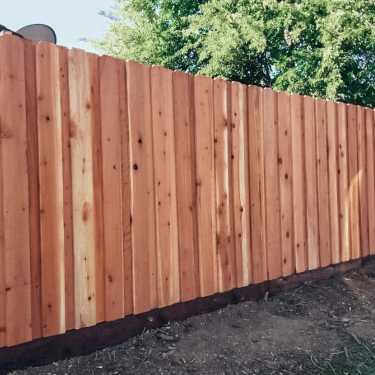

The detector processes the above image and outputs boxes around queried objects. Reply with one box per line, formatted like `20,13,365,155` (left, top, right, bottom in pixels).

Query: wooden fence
0,34,374,348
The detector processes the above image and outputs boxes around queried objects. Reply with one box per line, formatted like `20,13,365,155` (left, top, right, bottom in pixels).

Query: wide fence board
0,34,374,350
316,99,331,267
173,71,200,302
68,49,103,328
151,66,180,307
248,86,267,283
57,46,76,332
99,56,126,321
263,89,282,280
36,42,66,336
291,94,307,273
24,39,43,340
0,35,32,346
304,96,320,270
194,75,217,297
277,91,294,277
327,101,341,265
213,79,236,292
231,82,251,287
126,61,157,314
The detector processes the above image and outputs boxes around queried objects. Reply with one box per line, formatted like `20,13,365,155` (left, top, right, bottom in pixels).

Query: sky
1,0,114,52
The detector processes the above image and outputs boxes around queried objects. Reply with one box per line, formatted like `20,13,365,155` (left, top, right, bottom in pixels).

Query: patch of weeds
321,335,375,375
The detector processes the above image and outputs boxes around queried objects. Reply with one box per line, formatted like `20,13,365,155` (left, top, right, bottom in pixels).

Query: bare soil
4,260,375,375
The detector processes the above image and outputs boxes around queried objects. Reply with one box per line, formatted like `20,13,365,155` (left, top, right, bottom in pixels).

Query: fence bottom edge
0,256,371,372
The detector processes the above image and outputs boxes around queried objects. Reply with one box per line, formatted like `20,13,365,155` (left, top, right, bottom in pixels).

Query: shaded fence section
0,34,374,348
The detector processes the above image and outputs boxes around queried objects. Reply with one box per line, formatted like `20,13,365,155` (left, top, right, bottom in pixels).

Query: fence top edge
0,34,373,111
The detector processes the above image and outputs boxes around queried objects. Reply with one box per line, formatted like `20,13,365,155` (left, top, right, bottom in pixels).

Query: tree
98,0,375,108
96,0,206,71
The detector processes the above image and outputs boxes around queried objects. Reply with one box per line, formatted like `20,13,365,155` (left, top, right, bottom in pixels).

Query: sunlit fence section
0,34,374,348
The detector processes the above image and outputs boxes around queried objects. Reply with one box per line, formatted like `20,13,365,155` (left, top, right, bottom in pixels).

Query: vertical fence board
315,100,331,267
366,109,375,255
357,107,369,258
36,43,66,336
0,53,4,347
248,86,267,283
126,61,157,313
0,35,32,346
337,104,350,262
291,94,307,273
58,47,75,331
24,39,43,340
327,101,341,264
194,75,217,296
69,49,102,327
231,82,251,286
263,89,282,280
173,72,199,301
151,66,180,307
214,79,236,292
304,96,320,270
99,56,126,321
121,66,133,317
347,105,361,259
277,91,294,277
91,55,105,325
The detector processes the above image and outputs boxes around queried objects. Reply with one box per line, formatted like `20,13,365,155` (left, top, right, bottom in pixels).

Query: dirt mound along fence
0,34,374,349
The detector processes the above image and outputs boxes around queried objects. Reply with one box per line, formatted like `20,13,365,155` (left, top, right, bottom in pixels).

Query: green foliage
98,0,375,107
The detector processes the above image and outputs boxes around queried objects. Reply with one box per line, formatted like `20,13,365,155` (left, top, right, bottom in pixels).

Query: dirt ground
4,259,375,375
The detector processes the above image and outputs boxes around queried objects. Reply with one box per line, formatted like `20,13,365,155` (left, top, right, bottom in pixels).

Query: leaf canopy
97,0,375,107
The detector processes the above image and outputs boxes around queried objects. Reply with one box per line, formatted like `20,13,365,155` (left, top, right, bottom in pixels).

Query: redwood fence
0,34,374,349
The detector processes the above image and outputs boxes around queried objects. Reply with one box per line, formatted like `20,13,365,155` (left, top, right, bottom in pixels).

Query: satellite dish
16,24,57,44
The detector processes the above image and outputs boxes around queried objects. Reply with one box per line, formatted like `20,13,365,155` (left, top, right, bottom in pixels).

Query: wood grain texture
303,96,320,270
213,79,236,292
91,55,105,325
357,107,369,258
126,61,157,313
231,82,251,287
347,105,361,259
151,66,180,307
337,104,350,262
58,47,75,332
99,56,126,321
194,75,217,297
366,109,375,255
1,35,375,350
0,35,32,346
173,71,200,301
24,39,43,340
290,94,307,273
315,100,331,267
326,101,340,265
263,89,282,280
121,62,133,317
277,91,294,277
248,86,267,283
0,46,4,348
36,42,66,336
68,49,103,328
